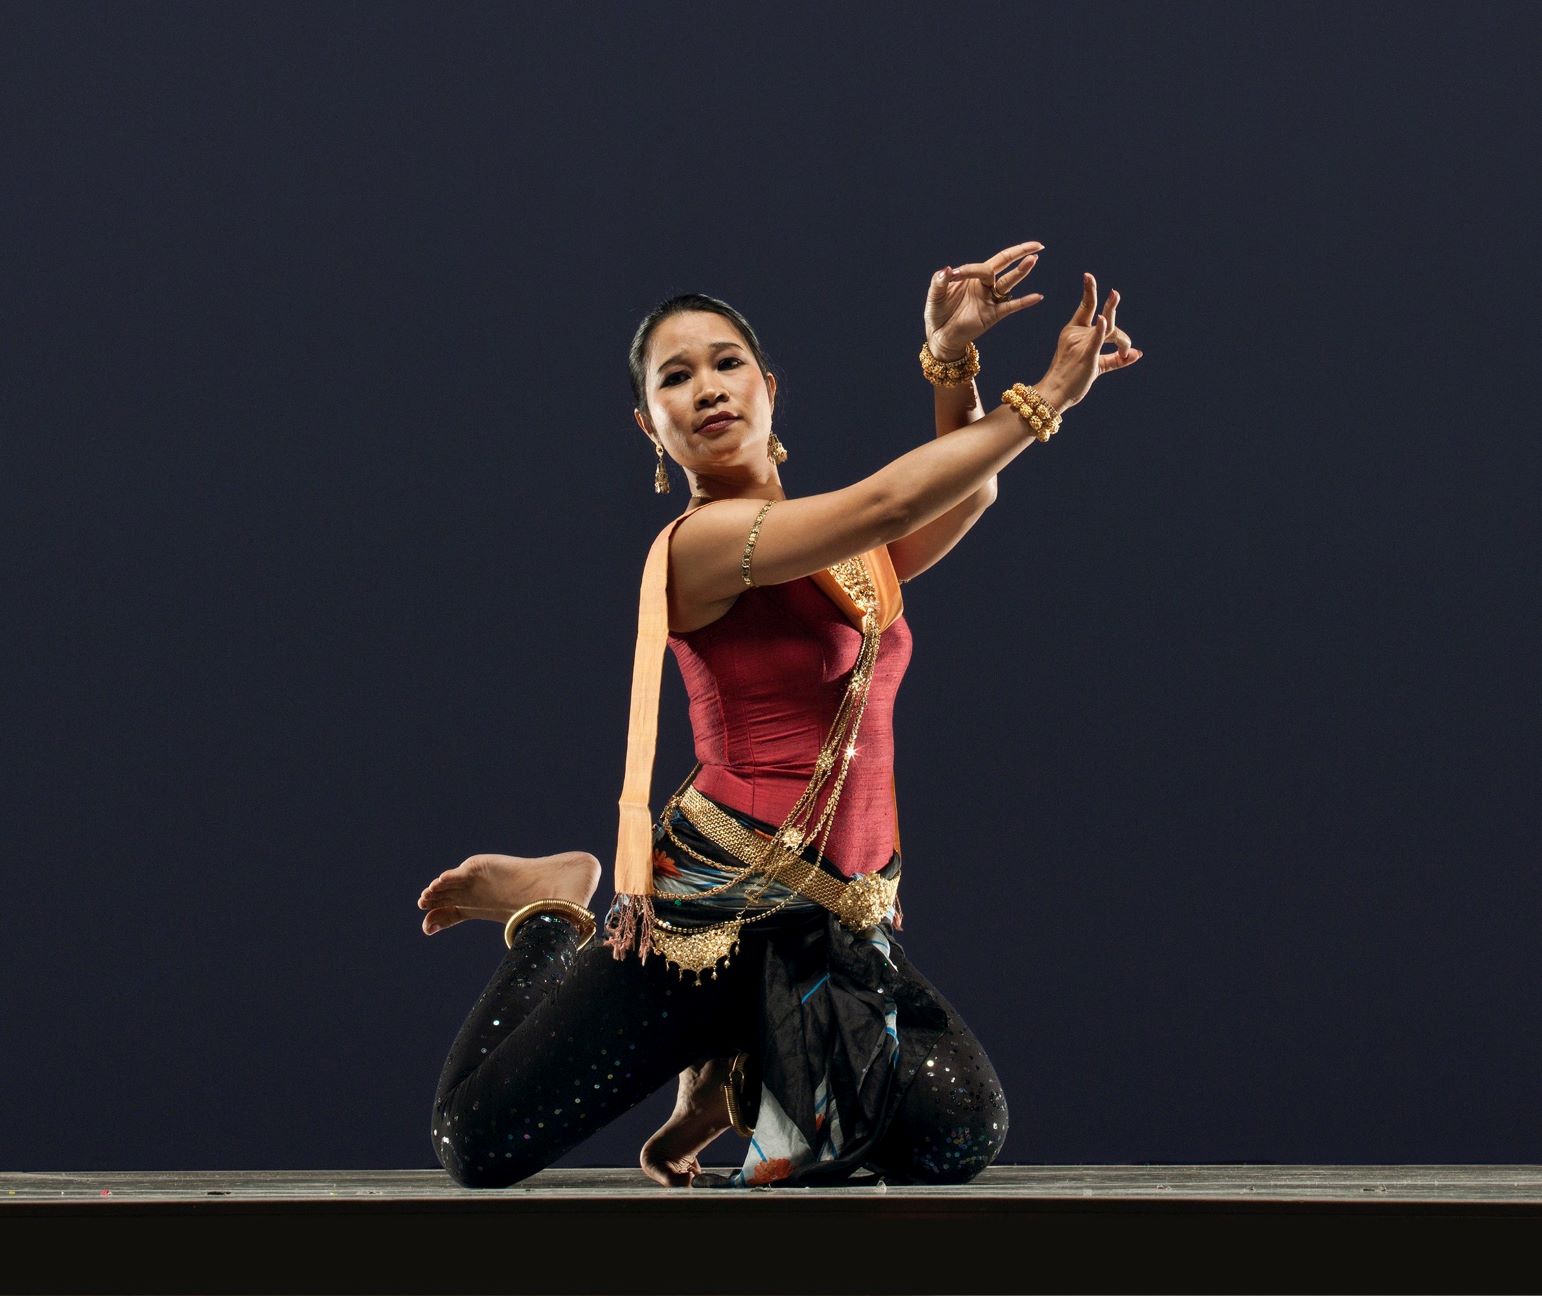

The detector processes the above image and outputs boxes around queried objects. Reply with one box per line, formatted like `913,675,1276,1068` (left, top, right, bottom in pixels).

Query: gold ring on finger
990,276,1011,303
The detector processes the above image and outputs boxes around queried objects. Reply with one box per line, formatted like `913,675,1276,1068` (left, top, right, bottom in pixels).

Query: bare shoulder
667,500,764,634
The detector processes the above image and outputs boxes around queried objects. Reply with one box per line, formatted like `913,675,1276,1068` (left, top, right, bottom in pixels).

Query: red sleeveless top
667,576,913,878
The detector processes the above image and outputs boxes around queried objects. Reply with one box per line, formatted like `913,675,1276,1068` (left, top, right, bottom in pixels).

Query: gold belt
670,785,899,932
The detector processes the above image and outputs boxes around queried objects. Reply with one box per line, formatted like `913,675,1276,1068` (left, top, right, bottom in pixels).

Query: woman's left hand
924,240,1046,361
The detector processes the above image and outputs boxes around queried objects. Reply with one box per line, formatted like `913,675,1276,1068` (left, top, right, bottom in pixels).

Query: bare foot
640,1056,738,1188
417,851,602,936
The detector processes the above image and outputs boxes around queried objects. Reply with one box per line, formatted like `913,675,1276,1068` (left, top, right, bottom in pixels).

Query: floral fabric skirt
603,788,950,1187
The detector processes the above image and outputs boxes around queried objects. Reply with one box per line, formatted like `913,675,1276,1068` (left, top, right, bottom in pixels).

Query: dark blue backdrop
4,1,1537,1172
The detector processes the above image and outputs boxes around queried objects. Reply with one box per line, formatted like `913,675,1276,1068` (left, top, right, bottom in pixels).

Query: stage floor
5,1165,1541,1294
8,1161,1542,1203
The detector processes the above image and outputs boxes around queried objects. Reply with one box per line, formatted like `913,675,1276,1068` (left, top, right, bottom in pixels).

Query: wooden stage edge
4,1164,1542,1295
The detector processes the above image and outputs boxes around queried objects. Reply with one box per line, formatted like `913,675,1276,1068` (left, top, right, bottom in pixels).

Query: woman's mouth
698,414,739,435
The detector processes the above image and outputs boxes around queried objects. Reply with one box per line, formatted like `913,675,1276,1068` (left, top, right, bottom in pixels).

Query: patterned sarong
603,789,949,1187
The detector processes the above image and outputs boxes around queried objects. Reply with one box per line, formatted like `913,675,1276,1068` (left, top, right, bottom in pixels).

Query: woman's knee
431,1090,553,1189
879,1101,1009,1184
872,1031,1011,1184
931,1101,1008,1182
432,1117,553,1189
439,1147,545,1190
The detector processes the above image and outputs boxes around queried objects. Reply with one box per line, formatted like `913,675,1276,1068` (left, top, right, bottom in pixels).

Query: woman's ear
633,406,654,441
764,371,777,413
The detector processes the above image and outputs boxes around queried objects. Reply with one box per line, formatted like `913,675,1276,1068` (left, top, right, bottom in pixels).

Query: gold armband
741,498,775,588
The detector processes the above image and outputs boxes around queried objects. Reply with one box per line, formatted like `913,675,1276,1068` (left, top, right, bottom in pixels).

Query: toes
422,906,466,935
662,1161,694,1187
422,872,466,901
639,1155,689,1188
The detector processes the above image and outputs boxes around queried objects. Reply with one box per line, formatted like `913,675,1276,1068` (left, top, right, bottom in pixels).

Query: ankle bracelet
504,898,597,950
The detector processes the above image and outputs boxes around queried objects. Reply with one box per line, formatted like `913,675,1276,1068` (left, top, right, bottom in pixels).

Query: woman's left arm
886,242,1043,582
885,368,997,583
887,241,1138,583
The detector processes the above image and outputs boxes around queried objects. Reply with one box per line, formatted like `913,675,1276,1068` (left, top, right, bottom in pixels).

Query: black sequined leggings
430,910,1009,1188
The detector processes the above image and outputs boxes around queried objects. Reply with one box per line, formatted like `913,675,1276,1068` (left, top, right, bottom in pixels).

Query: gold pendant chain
736,556,881,898
743,620,879,899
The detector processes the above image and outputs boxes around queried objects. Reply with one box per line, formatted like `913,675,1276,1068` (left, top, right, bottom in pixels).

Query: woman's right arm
671,272,1134,606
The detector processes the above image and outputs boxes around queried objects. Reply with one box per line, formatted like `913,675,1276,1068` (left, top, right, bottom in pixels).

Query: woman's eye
662,357,742,386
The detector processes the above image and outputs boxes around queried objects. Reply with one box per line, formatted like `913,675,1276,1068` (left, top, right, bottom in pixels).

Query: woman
418,242,1141,1189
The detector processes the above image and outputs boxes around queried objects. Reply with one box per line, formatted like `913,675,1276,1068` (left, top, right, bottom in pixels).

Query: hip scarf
603,789,948,1188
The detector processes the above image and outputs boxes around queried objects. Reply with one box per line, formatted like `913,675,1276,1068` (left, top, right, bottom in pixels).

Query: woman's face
635,310,778,487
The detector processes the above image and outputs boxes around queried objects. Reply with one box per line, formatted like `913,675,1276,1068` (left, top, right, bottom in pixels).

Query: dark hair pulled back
627,293,776,413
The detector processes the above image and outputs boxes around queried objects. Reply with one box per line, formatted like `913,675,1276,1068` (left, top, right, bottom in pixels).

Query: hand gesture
1039,272,1142,411
924,240,1046,361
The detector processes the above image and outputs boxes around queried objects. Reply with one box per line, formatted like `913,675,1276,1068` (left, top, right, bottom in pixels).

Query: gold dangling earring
653,440,671,494
766,431,788,465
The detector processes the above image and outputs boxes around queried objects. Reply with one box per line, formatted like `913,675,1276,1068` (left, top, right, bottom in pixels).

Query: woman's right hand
1036,272,1142,412
925,240,1046,359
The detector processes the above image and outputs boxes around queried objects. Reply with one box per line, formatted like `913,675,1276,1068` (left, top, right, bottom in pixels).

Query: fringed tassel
636,895,654,963
602,892,656,964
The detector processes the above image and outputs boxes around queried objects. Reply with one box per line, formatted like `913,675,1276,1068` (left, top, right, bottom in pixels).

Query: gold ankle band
724,1051,755,1137
504,898,597,951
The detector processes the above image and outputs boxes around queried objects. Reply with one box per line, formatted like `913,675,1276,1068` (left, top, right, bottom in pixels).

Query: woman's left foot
418,851,602,936
640,1056,736,1187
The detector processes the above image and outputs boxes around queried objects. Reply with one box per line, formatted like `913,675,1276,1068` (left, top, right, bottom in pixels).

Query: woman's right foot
417,851,602,935
640,1056,736,1188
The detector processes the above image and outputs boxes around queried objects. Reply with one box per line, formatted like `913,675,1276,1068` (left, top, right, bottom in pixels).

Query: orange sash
613,506,905,898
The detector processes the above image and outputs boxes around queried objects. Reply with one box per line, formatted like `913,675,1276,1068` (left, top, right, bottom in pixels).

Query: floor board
5,1165,1540,1294
7,1162,1542,1204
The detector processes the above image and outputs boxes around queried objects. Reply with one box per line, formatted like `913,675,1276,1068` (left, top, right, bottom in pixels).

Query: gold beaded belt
671,785,899,932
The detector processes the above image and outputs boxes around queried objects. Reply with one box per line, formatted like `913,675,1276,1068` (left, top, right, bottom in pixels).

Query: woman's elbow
871,486,917,546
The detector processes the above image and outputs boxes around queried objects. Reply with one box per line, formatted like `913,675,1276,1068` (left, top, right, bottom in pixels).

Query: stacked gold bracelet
919,340,980,387
1001,382,1063,442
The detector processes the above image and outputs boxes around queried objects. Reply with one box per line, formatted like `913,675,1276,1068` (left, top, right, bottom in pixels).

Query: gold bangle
1001,382,1062,442
724,1051,755,1136
504,898,596,950
919,339,980,387
741,498,775,588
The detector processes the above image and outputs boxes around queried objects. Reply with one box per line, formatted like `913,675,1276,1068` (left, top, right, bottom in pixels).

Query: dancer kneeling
419,245,1139,1187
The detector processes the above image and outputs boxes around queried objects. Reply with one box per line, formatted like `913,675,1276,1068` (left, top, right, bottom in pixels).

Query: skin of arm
884,370,997,583
886,249,1136,583
670,259,1117,607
